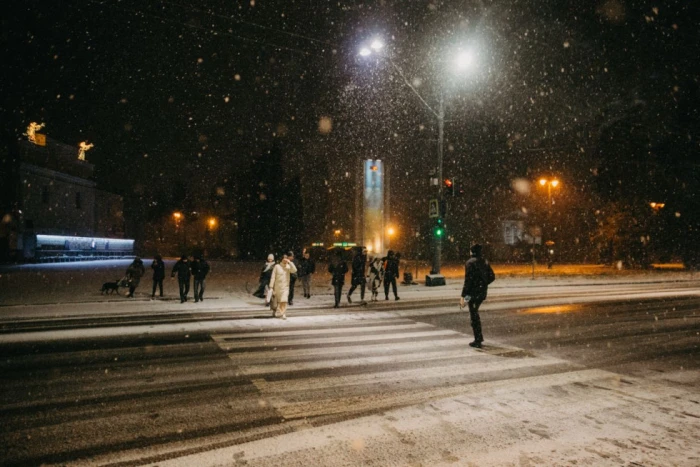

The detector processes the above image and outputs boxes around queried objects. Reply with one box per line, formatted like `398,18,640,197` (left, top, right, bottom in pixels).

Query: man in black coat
298,249,315,298
191,255,210,303
171,255,191,303
151,254,165,299
383,250,400,301
328,249,348,308
460,244,496,348
347,247,367,304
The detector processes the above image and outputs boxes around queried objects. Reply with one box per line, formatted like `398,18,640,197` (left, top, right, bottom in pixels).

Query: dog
101,280,120,295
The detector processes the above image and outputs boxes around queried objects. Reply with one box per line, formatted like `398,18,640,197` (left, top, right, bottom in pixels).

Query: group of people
253,247,402,314
127,244,495,349
329,248,402,308
252,243,495,349
170,255,211,303
122,254,210,303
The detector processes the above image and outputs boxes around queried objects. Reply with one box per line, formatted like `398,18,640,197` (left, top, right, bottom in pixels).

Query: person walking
298,249,315,298
383,250,400,301
368,256,384,301
460,244,496,348
125,257,145,298
328,249,348,308
287,251,299,305
171,255,191,303
268,251,297,319
192,254,210,302
150,254,165,299
347,247,367,304
253,254,276,306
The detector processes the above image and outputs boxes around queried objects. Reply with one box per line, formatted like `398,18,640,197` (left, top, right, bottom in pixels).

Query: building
0,133,131,262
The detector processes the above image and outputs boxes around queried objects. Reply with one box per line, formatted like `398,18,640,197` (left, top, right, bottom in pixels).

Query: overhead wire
159,0,338,49
87,0,331,58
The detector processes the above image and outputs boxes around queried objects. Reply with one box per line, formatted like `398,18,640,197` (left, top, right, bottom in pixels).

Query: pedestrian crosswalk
211,317,580,422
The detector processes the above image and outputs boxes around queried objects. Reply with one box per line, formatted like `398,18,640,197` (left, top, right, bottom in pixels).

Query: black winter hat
470,244,483,256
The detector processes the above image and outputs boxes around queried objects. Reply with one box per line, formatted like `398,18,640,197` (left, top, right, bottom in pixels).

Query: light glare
370,39,384,50
359,48,371,57
455,50,475,70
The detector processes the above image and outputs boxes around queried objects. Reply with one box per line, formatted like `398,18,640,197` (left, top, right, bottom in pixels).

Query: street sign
429,199,439,218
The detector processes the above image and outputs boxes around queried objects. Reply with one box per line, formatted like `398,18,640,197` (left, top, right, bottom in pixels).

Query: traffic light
433,218,445,238
454,179,465,197
444,178,454,196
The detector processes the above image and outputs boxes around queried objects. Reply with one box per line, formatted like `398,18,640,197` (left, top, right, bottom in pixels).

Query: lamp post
358,39,478,282
207,217,217,251
538,179,560,268
173,211,184,250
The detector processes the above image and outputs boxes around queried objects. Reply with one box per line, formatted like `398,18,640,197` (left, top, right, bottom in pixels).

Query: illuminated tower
355,159,389,255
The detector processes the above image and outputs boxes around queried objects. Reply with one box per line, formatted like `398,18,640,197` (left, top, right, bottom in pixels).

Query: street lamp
173,211,185,250
358,38,479,282
537,179,561,268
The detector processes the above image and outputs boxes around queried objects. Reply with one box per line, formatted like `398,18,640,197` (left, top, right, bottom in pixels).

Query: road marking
212,318,581,422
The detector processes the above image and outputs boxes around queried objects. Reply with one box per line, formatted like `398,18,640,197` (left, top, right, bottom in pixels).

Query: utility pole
431,91,445,277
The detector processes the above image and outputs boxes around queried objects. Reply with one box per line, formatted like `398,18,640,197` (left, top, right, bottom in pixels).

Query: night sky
2,0,698,257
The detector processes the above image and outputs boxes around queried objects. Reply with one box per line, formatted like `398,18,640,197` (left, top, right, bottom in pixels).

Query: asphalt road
1,295,699,466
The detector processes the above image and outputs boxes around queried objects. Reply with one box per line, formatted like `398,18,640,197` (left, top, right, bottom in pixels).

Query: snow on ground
0,259,695,308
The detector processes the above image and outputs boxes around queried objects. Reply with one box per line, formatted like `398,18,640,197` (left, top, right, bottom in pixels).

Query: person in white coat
268,251,298,319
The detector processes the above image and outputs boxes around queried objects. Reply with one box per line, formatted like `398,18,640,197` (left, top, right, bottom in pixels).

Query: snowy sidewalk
1,259,698,325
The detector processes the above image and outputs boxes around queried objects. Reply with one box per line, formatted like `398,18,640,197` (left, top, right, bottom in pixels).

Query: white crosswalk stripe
212,318,579,421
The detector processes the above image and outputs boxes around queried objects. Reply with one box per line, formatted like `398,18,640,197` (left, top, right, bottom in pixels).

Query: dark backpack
485,262,496,284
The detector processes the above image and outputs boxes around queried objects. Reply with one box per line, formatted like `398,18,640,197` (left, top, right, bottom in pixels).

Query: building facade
1,136,128,261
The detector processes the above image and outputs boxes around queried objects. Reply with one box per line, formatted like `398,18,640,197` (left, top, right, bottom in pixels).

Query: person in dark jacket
150,255,165,299
460,244,496,348
347,247,367,304
287,251,299,305
298,249,316,298
125,257,145,298
191,255,210,303
328,249,348,308
253,254,276,305
383,250,400,301
171,255,191,303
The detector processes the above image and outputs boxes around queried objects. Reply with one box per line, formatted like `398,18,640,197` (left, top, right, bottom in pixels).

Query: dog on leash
101,280,120,295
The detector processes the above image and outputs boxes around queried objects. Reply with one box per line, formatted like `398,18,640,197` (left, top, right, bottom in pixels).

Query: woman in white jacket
268,251,297,319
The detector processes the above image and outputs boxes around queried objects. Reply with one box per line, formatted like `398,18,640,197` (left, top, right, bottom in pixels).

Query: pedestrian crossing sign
429,199,439,218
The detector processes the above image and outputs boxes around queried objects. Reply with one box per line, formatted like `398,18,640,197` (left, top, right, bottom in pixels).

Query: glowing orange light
551,180,559,187
25,122,45,145
78,141,94,161
370,165,378,171
208,217,217,228
520,304,584,314
539,179,547,186
173,212,182,220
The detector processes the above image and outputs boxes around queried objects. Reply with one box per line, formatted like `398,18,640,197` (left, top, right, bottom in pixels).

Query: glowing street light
538,178,561,205
537,179,561,268
207,217,217,229
454,49,475,71
357,36,481,279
